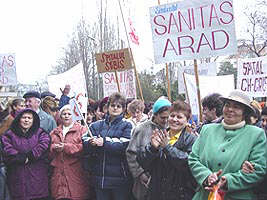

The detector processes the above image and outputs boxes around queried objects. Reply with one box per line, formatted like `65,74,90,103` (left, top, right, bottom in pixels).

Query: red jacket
50,122,90,200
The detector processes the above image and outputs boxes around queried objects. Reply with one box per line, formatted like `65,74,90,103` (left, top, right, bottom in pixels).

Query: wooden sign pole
158,0,171,101
193,59,203,122
114,71,121,93
117,0,144,101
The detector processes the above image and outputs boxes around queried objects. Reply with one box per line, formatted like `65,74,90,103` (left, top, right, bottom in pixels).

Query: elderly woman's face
61,109,72,126
223,100,244,125
129,108,142,121
19,112,33,131
168,111,187,132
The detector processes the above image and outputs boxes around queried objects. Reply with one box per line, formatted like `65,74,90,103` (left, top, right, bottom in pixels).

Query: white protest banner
178,62,217,94
103,69,136,98
47,63,87,98
184,74,234,116
149,0,237,64
0,53,17,85
237,56,267,97
69,94,87,122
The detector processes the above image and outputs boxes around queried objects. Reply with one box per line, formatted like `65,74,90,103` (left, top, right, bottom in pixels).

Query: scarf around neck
221,119,246,130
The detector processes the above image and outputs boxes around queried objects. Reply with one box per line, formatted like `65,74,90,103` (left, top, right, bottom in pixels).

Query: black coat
137,128,197,200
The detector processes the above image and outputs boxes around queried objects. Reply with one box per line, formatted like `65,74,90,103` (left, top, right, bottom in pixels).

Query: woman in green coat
189,90,267,200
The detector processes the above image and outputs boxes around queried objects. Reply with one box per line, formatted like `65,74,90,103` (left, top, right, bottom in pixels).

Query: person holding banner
49,105,90,200
136,100,197,200
82,92,133,200
189,90,267,200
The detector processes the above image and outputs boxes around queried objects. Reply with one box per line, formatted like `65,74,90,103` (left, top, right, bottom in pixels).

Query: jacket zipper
101,150,106,188
121,161,127,178
101,122,111,188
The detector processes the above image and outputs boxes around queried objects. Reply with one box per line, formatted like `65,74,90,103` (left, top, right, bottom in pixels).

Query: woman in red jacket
50,104,91,200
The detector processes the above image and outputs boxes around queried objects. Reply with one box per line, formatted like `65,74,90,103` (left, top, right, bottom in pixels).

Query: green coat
188,123,267,200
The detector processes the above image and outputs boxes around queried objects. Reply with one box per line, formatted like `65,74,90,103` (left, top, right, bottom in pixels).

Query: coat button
218,163,222,167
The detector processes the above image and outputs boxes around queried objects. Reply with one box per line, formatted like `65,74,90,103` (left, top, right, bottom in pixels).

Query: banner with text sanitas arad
149,0,237,63
237,56,267,97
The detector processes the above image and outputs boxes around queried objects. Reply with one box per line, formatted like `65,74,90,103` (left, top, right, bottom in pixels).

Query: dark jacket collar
104,114,124,125
10,109,40,138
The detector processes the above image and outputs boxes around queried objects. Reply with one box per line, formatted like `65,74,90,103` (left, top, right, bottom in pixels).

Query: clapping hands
151,129,169,149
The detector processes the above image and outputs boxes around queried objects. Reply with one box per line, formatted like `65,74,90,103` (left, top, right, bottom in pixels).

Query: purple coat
1,109,51,200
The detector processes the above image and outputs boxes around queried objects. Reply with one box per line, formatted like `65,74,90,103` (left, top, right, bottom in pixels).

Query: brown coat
0,114,13,136
50,122,90,200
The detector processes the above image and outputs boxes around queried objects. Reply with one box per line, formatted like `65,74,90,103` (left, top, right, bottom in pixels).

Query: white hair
59,104,71,116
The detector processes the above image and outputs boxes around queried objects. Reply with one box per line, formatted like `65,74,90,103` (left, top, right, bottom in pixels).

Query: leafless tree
239,1,267,57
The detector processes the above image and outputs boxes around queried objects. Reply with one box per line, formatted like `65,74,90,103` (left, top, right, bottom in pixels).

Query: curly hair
202,93,223,117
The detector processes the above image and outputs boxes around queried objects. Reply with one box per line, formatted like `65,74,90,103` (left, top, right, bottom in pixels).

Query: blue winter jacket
82,114,133,189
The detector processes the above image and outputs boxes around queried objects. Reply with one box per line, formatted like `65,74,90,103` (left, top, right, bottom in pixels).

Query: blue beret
23,91,41,99
41,91,56,98
153,98,171,114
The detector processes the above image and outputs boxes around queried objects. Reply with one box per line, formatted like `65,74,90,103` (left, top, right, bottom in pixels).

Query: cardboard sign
96,48,133,73
237,56,267,97
149,0,237,63
103,69,136,98
0,53,17,86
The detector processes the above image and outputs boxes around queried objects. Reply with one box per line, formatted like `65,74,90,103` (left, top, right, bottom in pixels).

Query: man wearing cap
126,97,171,200
41,91,56,99
23,91,57,134
59,84,71,109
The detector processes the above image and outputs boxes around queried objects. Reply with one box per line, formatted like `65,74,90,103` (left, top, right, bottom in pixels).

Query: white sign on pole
47,63,87,98
237,56,267,97
69,94,87,122
0,54,17,86
178,62,217,94
184,74,234,116
149,0,237,64
103,69,136,98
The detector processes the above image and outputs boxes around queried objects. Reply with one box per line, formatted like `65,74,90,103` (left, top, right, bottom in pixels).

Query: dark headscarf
10,109,40,138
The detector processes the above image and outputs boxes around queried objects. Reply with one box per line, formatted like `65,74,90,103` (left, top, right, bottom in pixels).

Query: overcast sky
0,0,254,84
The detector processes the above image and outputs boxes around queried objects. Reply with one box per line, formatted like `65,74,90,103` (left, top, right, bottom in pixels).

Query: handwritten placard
237,56,267,97
95,48,133,73
149,0,237,63
0,53,17,85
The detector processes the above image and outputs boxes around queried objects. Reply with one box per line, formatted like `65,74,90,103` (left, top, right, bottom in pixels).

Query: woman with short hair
50,105,90,200
127,99,148,126
82,92,133,200
137,100,197,200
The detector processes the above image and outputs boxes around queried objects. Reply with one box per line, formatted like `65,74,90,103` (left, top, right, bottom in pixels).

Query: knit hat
152,97,171,114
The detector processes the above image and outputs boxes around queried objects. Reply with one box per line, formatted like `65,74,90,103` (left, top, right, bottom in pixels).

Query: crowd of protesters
0,86,266,200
